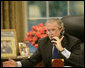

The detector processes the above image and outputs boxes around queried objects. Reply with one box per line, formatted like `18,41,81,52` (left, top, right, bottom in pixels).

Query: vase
28,42,37,55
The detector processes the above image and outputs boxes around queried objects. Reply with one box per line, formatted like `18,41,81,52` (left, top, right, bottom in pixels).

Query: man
2,18,82,67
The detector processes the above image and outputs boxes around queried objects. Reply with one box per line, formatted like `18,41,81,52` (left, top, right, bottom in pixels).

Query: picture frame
1,29,17,59
19,42,29,57
19,42,29,56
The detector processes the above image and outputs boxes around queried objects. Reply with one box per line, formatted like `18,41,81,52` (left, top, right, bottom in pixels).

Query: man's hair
47,18,64,29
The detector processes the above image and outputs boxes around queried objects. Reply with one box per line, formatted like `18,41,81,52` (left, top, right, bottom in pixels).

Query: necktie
52,45,59,59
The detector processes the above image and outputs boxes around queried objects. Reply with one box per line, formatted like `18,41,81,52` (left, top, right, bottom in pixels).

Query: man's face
47,22,62,39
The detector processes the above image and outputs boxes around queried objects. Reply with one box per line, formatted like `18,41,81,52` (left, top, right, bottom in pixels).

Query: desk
1,56,44,67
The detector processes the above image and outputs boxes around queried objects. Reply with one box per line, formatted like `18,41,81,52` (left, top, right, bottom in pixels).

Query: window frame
26,1,70,20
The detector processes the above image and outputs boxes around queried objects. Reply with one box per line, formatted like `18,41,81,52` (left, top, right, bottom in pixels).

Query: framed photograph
19,42,29,57
1,29,17,37
1,29,17,59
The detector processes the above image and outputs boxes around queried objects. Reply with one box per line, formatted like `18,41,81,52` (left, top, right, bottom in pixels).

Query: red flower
33,36,38,42
40,34,47,38
28,37,32,41
30,41,35,45
39,29,44,34
32,26,36,30
34,44,38,48
36,32,41,38
24,23,47,48
24,38,28,41
38,23,43,27
26,32,29,36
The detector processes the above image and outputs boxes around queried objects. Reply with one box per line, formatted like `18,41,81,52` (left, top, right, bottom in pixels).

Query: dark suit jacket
21,33,83,67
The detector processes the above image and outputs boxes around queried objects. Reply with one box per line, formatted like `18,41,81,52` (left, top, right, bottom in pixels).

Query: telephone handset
60,30,64,38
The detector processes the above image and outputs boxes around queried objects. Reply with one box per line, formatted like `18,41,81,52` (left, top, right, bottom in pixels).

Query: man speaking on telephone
3,18,82,67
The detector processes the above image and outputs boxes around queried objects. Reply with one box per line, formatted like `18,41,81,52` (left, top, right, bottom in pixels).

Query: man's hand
51,36,64,51
2,58,17,67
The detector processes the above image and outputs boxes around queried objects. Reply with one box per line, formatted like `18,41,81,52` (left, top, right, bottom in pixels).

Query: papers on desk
52,59,64,67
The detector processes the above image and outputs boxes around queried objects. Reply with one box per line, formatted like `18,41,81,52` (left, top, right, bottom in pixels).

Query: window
26,1,84,32
49,1,67,17
25,1,84,53
70,1,84,15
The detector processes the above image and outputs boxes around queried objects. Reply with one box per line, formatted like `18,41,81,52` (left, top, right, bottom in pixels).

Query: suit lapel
62,35,69,49
44,39,53,65
46,40,53,58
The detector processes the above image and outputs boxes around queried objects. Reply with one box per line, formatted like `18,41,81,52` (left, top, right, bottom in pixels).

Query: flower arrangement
24,23,47,48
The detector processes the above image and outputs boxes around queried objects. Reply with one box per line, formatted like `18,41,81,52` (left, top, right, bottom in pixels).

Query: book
52,59,64,67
